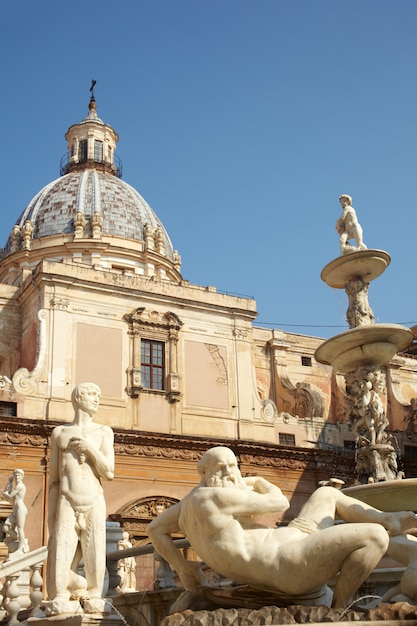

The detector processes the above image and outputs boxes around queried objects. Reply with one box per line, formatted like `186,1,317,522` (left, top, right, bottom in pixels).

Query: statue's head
339,194,352,207
13,469,24,481
71,382,101,414
197,446,248,489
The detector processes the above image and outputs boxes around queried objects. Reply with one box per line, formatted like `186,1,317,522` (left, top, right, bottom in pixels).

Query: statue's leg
47,498,78,600
387,534,417,601
276,522,388,608
271,520,389,608
80,496,106,599
333,491,417,535
293,486,417,534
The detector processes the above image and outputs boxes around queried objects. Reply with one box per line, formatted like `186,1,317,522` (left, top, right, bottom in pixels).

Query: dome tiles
5,170,174,259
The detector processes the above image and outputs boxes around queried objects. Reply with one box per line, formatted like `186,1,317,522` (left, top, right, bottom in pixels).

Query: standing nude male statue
336,194,367,254
46,383,114,615
148,446,417,609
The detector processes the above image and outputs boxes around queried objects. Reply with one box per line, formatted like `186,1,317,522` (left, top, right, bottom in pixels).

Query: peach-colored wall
75,323,123,397
184,340,229,409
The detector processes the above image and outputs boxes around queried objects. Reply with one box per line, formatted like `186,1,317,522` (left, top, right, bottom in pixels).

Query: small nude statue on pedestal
2,469,29,556
46,382,114,616
336,194,367,255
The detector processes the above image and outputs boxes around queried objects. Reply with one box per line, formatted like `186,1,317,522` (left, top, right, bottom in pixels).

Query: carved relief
0,429,45,447
50,298,69,310
294,383,324,419
260,399,278,422
345,279,375,329
109,496,179,538
116,496,178,520
0,376,13,392
345,367,388,445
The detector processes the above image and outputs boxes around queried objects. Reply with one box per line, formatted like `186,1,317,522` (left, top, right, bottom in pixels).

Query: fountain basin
343,478,417,512
315,324,413,374
321,249,391,289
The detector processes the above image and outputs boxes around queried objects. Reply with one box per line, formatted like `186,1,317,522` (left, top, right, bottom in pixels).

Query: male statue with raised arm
46,383,114,615
148,446,417,609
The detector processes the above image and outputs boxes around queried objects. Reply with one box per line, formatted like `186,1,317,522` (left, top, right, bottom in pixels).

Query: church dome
5,170,174,258
2,86,181,283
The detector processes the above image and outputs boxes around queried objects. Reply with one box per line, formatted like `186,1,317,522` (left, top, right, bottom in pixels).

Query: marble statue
116,531,137,592
2,469,29,556
148,446,417,609
336,194,367,254
345,368,388,446
46,382,115,615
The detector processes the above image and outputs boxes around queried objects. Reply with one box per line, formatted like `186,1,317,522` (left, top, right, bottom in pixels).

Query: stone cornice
22,260,257,321
0,416,355,478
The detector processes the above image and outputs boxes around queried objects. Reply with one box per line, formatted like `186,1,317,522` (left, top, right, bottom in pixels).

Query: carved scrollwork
260,399,278,422
294,383,324,419
112,495,179,522
0,376,13,391
12,310,48,396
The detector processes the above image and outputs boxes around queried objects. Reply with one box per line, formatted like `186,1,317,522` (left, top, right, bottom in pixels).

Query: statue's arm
7,483,26,500
148,503,185,570
148,502,204,591
214,477,289,516
96,426,115,480
74,426,115,480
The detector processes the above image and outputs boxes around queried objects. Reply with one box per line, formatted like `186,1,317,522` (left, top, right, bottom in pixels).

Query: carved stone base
42,596,112,617
161,602,417,625
356,443,401,483
169,585,333,613
29,611,121,625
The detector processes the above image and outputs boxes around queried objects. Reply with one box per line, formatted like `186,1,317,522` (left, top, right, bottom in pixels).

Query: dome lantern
60,81,122,178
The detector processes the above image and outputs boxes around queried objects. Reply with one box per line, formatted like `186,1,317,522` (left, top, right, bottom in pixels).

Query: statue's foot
44,596,81,616
83,597,112,614
384,511,417,536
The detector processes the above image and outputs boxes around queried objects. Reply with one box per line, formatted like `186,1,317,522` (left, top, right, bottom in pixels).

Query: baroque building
1,91,417,589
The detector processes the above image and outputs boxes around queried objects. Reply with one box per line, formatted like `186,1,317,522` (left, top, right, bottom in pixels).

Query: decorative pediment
123,308,183,331
109,495,180,537
115,495,179,520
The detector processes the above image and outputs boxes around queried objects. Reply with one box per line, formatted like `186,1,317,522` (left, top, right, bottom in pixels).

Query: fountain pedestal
315,245,412,483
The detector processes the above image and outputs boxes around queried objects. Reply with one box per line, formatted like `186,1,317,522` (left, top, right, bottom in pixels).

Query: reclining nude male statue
148,446,417,609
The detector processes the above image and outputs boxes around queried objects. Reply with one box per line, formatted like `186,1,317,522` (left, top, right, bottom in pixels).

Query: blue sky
1,1,416,338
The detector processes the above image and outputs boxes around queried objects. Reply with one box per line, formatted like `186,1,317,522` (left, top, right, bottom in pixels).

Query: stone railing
0,546,47,625
106,538,189,593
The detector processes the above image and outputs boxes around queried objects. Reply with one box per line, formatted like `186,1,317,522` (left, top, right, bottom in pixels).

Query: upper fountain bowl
321,249,391,289
315,324,413,374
